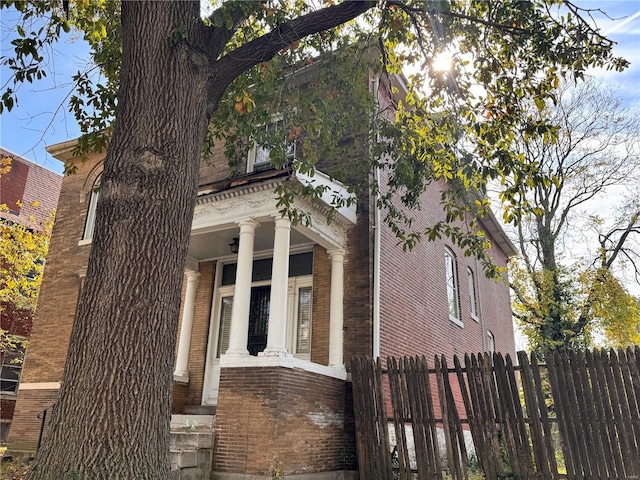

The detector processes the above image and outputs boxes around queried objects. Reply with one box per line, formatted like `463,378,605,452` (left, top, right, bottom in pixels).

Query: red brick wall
379,178,515,363
213,367,356,476
343,194,374,362
0,148,63,229
1,398,16,421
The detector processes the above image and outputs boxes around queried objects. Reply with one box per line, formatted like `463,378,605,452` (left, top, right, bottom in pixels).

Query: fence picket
350,348,640,479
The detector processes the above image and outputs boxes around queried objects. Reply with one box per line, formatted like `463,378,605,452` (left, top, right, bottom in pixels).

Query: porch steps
170,414,215,480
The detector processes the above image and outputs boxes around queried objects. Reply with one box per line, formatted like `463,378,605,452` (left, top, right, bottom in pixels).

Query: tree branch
385,0,532,35
215,1,375,82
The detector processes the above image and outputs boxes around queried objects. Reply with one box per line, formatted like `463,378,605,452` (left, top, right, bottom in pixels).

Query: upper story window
247,117,297,173
445,247,461,326
467,267,479,321
83,174,101,241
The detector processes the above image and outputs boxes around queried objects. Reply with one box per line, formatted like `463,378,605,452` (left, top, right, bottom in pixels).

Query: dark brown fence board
351,347,640,480
434,355,462,479
622,347,640,470
592,348,626,477
601,349,634,478
548,351,579,478
574,349,604,478
405,357,441,479
568,351,595,477
517,351,554,478
610,349,639,477
529,352,559,476
387,357,412,479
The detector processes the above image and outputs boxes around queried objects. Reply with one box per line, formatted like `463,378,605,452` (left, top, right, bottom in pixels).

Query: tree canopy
506,80,640,353
2,0,629,271
0,1,632,478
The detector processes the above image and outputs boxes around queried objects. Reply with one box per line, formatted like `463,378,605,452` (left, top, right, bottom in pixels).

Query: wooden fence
350,347,640,479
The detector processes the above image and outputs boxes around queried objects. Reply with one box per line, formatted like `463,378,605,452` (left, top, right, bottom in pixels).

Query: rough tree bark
25,1,374,478
26,3,211,478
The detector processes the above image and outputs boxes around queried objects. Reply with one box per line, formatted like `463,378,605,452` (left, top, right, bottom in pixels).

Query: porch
172,170,356,406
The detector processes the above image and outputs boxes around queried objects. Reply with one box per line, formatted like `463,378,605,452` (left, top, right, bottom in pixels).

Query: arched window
83,174,101,240
467,267,479,321
444,247,461,326
487,330,495,355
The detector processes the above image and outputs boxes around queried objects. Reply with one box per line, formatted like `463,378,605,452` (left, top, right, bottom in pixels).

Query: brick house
8,70,516,476
0,147,62,444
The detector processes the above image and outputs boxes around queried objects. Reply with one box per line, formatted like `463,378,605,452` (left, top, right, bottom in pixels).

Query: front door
202,262,313,406
247,286,270,356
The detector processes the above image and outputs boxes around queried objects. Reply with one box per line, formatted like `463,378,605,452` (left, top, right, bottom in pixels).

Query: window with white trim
487,330,495,355
247,118,297,173
1,340,26,394
445,247,461,325
467,267,479,321
83,174,101,240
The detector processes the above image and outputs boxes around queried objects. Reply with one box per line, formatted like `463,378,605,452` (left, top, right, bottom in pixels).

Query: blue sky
1,1,639,174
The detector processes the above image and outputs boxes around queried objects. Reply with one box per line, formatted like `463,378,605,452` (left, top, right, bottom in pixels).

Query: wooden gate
350,347,640,479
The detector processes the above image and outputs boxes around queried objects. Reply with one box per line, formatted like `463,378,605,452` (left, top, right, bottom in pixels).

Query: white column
174,270,200,382
328,249,345,367
225,219,259,356
262,216,291,356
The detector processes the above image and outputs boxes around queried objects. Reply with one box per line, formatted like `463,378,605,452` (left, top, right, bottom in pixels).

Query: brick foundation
213,366,356,477
6,388,59,454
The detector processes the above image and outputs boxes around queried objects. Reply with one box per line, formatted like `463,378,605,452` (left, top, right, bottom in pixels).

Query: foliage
0,457,30,480
0,0,629,277
0,210,54,313
0,158,54,357
505,80,640,354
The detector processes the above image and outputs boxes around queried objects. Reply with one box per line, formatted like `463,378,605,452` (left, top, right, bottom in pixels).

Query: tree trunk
26,2,213,478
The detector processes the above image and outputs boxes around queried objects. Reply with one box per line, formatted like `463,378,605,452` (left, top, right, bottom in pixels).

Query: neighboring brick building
0,147,62,444
8,70,516,476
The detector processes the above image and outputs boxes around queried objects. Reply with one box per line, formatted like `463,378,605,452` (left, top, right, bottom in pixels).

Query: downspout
475,255,487,351
371,73,382,359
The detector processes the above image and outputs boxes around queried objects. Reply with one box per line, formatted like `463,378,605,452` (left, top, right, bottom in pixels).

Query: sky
1,1,639,176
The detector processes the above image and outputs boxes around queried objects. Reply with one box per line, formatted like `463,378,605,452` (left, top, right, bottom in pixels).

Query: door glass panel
296,287,312,354
247,286,270,356
216,296,233,358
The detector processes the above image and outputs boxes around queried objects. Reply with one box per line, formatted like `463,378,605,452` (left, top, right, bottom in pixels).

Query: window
295,286,312,355
247,118,297,173
216,296,233,358
1,341,26,394
445,248,461,325
487,330,495,355
467,267,479,321
83,174,101,240
214,283,313,358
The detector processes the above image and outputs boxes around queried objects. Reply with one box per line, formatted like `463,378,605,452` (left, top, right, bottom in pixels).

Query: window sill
449,315,464,328
78,238,92,246
470,314,480,323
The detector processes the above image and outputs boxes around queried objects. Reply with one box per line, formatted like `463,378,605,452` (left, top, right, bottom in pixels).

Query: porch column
174,270,200,382
262,216,291,356
225,219,259,356
328,249,345,367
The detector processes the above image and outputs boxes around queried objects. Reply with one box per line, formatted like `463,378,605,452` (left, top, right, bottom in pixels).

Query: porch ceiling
187,224,312,261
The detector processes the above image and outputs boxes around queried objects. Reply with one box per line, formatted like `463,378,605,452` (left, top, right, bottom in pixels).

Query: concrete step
170,414,215,432
170,426,214,480
170,431,213,449
170,446,213,480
